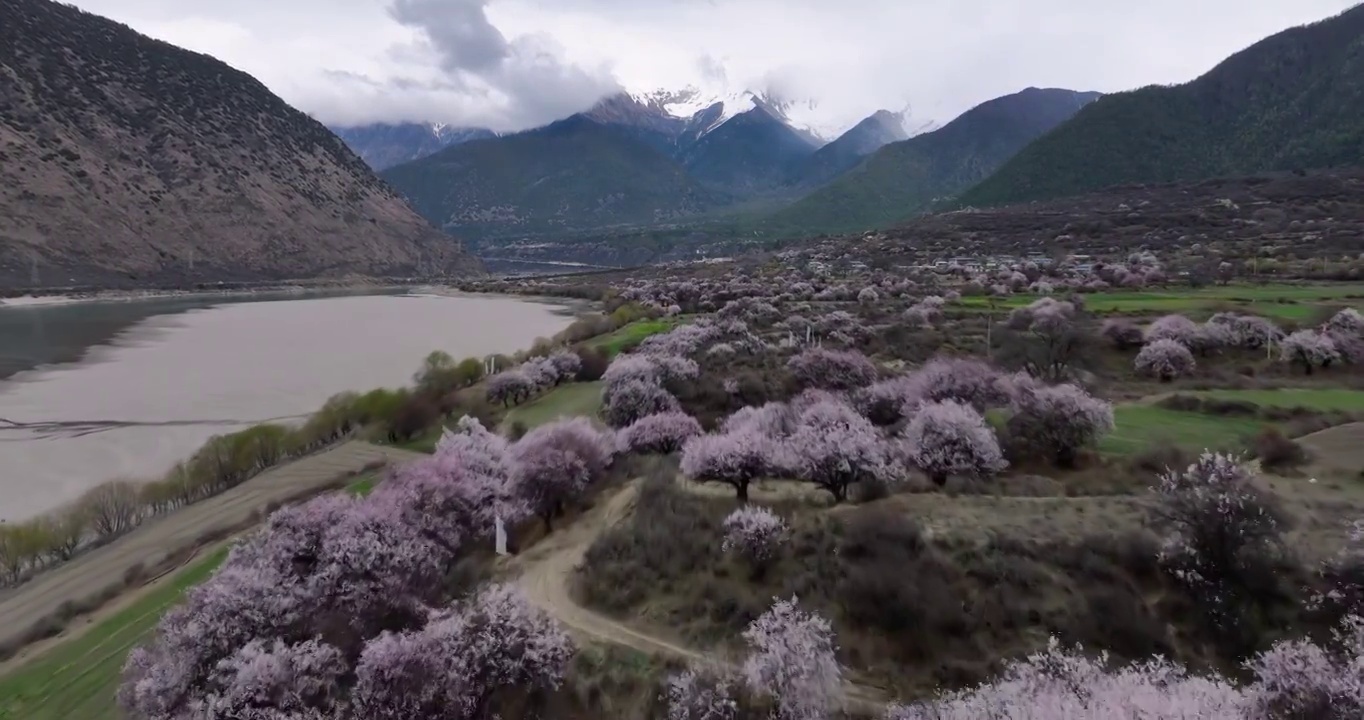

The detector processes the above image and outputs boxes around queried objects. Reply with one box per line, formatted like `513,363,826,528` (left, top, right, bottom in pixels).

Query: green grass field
956,283,1364,320
1102,405,1268,456
1190,388,1364,412
504,381,604,430
0,547,230,720
589,319,681,357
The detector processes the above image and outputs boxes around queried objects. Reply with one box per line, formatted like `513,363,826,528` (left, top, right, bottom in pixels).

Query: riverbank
0,278,411,308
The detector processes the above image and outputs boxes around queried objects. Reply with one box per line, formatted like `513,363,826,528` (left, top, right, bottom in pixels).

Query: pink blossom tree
681,428,780,503
547,350,582,383
722,506,788,572
787,348,878,392
902,400,1007,487
1314,520,1364,619
351,584,573,720
1134,338,1197,381
1281,330,1341,375
1242,616,1364,720
602,378,681,428
781,398,891,502
883,637,1245,719
1145,314,1201,347
907,357,1012,413
508,417,615,531
1150,452,1286,632
1007,382,1114,467
486,370,534,406
120,494,447,719
667,666,742,720
618,411,704,455
742,597,843,720
1323,308,1364,338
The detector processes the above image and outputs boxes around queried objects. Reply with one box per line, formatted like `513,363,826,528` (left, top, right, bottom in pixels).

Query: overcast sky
71,0,1358,134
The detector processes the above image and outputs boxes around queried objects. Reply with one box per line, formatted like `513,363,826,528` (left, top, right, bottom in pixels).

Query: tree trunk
736,482,749,504
931,473,948,487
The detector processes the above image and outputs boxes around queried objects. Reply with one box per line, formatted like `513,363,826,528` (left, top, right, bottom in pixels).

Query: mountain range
5,0,1364,287
371,86,1048,245
332,123,496,171
959,3,1364,207
0,0,480,290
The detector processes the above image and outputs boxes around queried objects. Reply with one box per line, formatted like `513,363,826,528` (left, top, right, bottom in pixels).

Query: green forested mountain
381,115,718,241
960,5,1364,207
760,88,1099,236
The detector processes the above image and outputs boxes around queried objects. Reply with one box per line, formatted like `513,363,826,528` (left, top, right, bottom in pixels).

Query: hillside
791,109,909,189
0,0,479,291
678,104,821,195
960,5,1364,207
763,88,1100,235
332,123,495,170
381,115,718,242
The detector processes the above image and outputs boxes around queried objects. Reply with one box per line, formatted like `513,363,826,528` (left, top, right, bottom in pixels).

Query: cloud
65,0,1361,134
374,0,619,130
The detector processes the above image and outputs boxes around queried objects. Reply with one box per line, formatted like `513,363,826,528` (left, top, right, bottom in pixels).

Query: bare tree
80,480,143,539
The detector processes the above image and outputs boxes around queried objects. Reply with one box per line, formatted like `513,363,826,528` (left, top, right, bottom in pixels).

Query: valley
2,0,1364,718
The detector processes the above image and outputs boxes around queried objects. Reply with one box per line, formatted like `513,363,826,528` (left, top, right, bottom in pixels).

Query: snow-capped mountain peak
625,85,839,146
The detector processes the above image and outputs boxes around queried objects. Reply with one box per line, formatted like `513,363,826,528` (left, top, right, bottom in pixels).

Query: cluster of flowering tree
883,614,1364,719
668,597,844,720
902,295,945,328
1134,338,1197,381
600,352,696,427
119,418,575,718
787,348,879,392
485,350,581,406
1280,329,1341,374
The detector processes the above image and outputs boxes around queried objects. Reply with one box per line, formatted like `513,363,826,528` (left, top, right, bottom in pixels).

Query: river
0,291,575,521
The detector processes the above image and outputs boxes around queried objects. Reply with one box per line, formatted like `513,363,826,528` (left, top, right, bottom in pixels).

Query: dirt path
509,480,887,715
0,441,425,651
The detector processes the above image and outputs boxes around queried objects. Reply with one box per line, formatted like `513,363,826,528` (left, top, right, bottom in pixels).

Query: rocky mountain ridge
0,0,481,290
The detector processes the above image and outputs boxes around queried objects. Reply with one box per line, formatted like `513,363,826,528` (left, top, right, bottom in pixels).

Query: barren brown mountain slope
0,0,481,291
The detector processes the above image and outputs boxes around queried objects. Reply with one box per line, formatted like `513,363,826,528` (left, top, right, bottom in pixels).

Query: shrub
721,506,787,573
575,346,610,381
1134,338,1197,381
1248,427,1305,470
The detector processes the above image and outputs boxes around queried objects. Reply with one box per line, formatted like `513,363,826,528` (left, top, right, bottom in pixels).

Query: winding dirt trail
509,480,887,716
